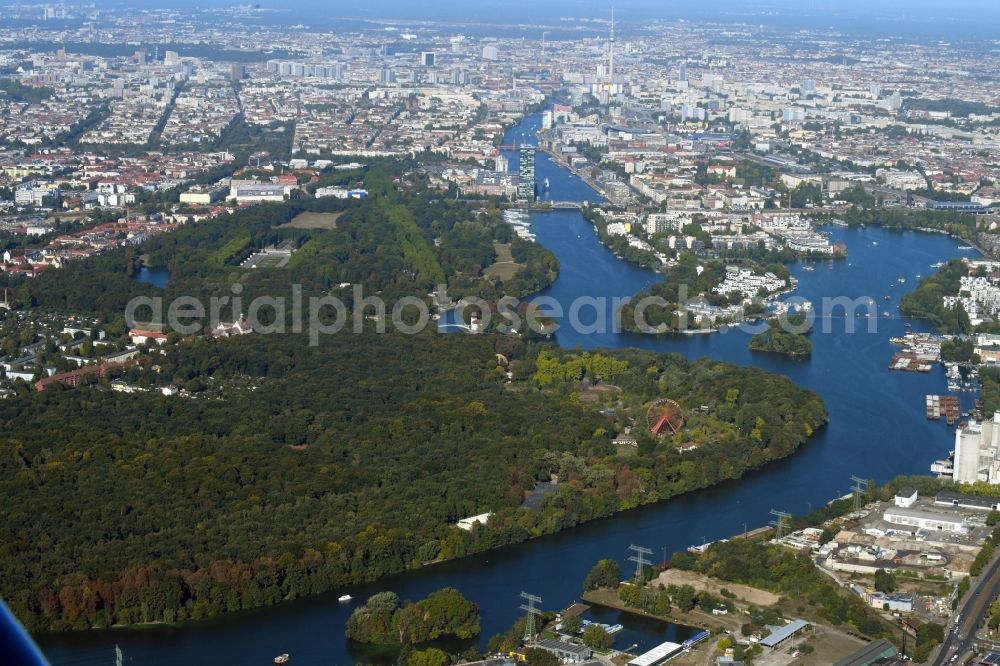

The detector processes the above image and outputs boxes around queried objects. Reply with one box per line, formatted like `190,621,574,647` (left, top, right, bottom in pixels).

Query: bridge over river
506,200,583,210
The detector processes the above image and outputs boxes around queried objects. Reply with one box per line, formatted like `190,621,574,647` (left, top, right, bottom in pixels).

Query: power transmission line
519,591,543,642
628,544,653,581
851,475,870,511
769,509,792,539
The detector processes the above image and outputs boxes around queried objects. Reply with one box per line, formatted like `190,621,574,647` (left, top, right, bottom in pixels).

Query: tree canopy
345,588,479,646
1,333,825,632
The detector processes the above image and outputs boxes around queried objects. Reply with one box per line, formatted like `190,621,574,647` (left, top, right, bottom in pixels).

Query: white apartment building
644,212,687,235
15,182,59,206
712,267,785,296
942,275,1000,326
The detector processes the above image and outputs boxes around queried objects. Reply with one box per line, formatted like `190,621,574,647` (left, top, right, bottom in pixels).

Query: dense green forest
899,259,972,333
0,331,825,632
0,158,826,635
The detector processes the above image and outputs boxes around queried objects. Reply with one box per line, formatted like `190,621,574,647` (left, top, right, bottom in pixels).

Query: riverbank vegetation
0,332,825,633
583,559,621,592
899,259,972,333
581,207,662,271
940,337,979,363
673,540,888,637
981,368,1000,415
840,207,980,243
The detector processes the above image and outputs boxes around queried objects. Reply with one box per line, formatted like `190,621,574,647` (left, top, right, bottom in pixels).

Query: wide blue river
39,115,981,665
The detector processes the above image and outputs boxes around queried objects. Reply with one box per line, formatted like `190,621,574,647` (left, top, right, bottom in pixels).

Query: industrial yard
774,488,997,629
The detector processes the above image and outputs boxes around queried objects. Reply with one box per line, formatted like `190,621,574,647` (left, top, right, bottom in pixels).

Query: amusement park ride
646,399,685,437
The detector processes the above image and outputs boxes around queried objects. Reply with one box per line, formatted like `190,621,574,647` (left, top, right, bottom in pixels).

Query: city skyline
2,2,1000,665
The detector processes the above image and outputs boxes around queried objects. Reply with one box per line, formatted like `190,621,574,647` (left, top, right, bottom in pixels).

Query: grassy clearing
655,569,781,607
484,242,525,281
278,211,341,230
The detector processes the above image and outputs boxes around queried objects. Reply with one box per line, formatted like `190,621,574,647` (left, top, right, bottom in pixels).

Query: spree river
39,116,982,665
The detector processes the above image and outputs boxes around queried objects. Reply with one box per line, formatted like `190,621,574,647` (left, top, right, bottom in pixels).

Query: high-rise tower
517,146,536,201
608,7,615,80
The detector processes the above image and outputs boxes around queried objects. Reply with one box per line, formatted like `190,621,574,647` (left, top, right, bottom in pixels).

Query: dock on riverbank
888,350,935,372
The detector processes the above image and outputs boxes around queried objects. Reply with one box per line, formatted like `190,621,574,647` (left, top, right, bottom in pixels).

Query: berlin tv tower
609,6,615,80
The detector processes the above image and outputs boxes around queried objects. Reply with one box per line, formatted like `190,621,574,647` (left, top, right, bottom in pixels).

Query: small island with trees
345,588,480,646
748,320,813,357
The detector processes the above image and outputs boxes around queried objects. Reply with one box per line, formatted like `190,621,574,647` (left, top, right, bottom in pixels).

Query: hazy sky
177,0,1000,38
16,0,1000,39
